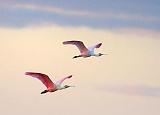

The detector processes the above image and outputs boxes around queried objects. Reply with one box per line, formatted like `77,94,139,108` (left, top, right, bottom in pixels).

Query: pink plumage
25,72,56,89
63,40,105,58
63,40,88,53
25,72,73,94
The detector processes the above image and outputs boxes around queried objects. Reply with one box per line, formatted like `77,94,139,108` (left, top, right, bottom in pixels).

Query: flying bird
25,72,74,94
63,40,106,58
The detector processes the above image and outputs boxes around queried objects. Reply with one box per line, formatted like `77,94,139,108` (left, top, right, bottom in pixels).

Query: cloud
0,2,159,29
101,84,160,97
13,3,98,17
12,3,160,23
113,28,160,39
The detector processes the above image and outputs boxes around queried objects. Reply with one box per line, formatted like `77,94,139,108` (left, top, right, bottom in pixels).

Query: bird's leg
41,90,48,94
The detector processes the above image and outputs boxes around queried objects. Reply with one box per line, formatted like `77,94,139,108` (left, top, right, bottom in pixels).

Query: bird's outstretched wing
94,43,102,48
56,75,72,85
63,40,88,53
88,43,102,52
25,72,56,89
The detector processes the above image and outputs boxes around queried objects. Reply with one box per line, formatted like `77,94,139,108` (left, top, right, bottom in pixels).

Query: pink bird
63,40,106,58
25,72,74,94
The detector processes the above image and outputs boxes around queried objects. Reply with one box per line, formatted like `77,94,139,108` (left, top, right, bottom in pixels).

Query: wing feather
25,72,56,89
56,75,72,85
94,43,102,48
88,43,102,53
63,40,88,53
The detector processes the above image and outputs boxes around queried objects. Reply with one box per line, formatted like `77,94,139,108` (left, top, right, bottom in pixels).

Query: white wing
88,43,102,55
55,75,72,86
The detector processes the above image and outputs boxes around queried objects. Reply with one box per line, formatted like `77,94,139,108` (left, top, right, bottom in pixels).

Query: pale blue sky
0,0,159,29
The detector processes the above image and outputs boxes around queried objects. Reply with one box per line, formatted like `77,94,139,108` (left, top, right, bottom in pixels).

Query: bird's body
25,72,73,94
63,40,106,58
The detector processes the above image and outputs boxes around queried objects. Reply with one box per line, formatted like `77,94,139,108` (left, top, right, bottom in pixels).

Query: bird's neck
57,86,66,90
93,53,100,57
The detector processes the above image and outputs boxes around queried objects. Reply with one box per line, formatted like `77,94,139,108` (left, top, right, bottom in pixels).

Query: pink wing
56,75,72,85
63,40,88,53
25,72,56,89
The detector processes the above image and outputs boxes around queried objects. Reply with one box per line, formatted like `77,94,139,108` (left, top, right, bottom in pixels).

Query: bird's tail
41,90,48,94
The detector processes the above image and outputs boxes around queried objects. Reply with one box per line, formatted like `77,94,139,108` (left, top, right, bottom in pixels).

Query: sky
0,1,160,115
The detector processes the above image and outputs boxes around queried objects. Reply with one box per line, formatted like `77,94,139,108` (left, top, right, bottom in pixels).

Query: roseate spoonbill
63,40,106,58
25,72,74,94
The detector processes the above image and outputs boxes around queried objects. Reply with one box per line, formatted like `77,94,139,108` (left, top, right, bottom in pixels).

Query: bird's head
64,85,75,89
98,53,107,56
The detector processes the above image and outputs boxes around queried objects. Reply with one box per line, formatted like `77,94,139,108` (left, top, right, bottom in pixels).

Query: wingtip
68,75,72,78
62,41,67,45
96,43,102,48
25,72,29,75
25,72,34,75
62,41,74,45
99,43,102,46
63,40,82,45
